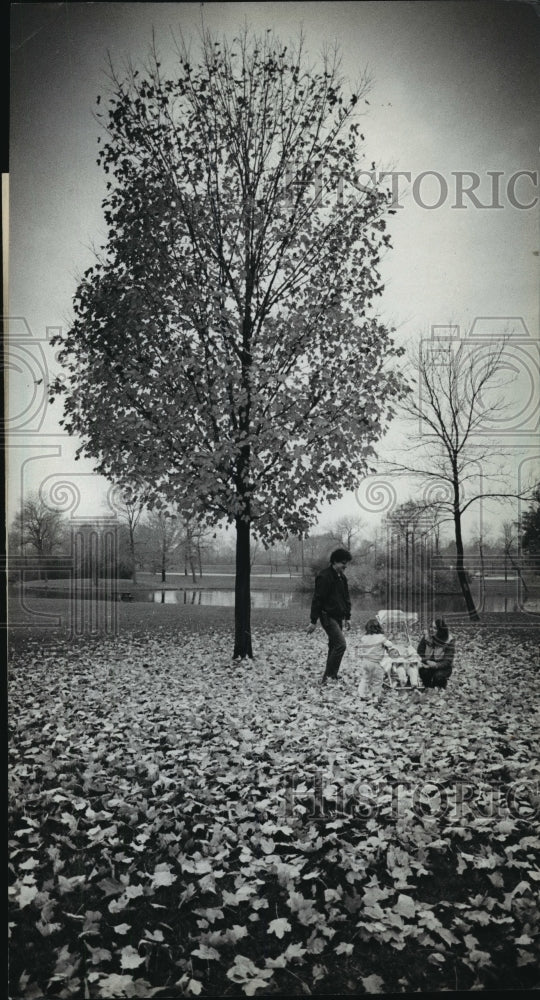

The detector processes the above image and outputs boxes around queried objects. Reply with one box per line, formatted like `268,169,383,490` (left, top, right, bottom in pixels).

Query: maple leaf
15,883,38,908
336,942,354,955
268,917,292,938
150,866,177,888
223,885,256,905
97,973,141,997
395,893,416,919
108,894,129,914
362,973,386,992
19,857,40,870
222,924,249,945
58,873,87,894
124,884,144,899
284,942,307,961
98,876,126,897
36,919,62,936
143,929,165,942
85,944,113,965
191,943,221,960
120,945,145,970
193,906,224,923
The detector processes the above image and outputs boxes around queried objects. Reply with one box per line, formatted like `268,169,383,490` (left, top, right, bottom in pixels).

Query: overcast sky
8,1,540,542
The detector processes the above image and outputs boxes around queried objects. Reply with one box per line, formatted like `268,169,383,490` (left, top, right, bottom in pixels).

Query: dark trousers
320,613,347,679
419,666,449,689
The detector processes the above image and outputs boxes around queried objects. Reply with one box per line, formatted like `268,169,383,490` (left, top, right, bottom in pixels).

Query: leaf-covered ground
8,619,540,998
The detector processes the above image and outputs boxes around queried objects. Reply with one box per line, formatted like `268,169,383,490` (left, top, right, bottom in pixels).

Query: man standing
307,548,352,685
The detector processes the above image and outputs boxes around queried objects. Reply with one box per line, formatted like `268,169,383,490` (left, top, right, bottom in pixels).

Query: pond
145,588,304,608
18,582,529,616
138,588,523,614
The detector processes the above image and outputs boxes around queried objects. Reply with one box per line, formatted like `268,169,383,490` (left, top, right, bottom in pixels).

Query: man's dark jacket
310,565,351,625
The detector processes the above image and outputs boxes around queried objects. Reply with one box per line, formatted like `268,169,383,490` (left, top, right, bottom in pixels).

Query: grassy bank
8,590,540,660
19,571,305,594
7,595,309,659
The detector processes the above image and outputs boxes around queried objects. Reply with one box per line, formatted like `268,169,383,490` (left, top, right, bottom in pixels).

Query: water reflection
20,582,529,615
147,589,299,608
145,588,525,613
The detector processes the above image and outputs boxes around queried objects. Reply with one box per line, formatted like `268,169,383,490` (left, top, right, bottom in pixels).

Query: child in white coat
357,619,393,703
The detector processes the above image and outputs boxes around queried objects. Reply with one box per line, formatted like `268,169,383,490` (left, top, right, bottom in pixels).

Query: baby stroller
376,609,422,689
376,609,419,632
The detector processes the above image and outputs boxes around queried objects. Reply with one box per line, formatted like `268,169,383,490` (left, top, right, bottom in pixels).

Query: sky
7,0,540,545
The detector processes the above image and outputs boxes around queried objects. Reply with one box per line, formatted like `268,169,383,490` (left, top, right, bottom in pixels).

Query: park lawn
8,613,540,998
7,596,310,660
134,572,303,592
19,570,304,594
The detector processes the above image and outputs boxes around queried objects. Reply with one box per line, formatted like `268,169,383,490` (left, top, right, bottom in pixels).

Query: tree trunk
507,549,529,599
233,516,253,659
404,529,409,610
185,527,197,583
455,510,480,621
478,537,486,609
161,542,166,584
129,526,137,583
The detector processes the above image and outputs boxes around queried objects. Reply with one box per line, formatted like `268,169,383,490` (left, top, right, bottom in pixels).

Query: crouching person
417,619,455,689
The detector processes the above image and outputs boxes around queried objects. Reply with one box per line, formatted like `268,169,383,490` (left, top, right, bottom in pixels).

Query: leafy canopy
52,28,404,542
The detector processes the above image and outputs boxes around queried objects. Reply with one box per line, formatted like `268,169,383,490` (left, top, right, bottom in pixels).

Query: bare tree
11,491,66,579
143,510,185,584
284,534,305,577
329,514,364,552
179,516,202,583
191,520,213,578
384,336,532,620
302,532,333,571
469,531,488,609
500,520,529,599
107,484,149,583
250,538,261,570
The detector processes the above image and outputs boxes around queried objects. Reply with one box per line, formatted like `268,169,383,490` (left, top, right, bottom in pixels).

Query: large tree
51,29,404,656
